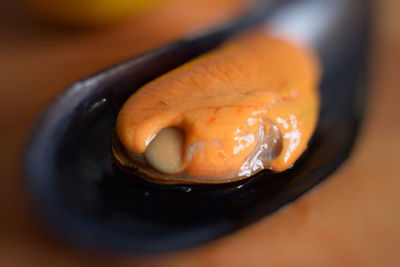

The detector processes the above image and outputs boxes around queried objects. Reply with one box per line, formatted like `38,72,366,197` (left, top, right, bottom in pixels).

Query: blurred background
0,0,399,266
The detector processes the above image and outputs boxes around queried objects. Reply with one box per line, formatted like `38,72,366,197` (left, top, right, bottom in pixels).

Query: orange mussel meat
114,29,320,184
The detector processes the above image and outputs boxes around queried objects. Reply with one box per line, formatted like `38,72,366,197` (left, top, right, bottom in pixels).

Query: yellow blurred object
24,0,163,26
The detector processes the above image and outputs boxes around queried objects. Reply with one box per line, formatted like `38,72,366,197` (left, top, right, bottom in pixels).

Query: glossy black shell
25,0,370,253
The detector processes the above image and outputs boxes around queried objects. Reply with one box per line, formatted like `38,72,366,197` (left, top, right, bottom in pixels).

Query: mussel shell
24,0,370,253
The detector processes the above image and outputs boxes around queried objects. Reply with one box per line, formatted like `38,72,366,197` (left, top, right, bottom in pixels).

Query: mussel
25,0,369,253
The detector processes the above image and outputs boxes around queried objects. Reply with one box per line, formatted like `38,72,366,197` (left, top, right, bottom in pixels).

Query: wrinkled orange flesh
116,29,320,183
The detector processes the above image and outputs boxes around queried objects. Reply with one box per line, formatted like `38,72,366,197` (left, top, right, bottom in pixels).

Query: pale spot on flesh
144,127,185,174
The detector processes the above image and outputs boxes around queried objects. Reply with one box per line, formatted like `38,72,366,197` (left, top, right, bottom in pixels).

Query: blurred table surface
1,0,399,266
